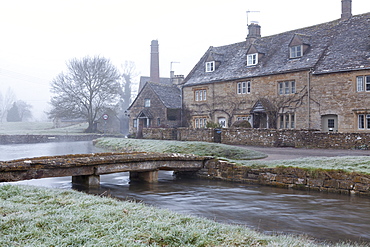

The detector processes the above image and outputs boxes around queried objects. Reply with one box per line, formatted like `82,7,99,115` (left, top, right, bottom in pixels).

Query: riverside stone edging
194,159,370,197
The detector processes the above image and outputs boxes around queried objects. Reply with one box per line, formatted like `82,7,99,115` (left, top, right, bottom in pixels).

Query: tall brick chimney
341,0,352,20
247,22,261,41
150,40,160,83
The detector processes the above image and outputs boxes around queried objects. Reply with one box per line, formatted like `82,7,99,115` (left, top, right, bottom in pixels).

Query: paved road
238,145,370,160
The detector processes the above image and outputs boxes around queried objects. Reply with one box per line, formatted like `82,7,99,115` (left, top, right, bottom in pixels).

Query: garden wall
190,159,370,197
141,128,370,149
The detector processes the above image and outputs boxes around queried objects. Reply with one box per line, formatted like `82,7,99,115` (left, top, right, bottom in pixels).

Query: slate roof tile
183,13,370,86
149,83,182,109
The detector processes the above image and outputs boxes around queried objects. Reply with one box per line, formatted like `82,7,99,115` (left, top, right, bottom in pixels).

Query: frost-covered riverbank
1,184,366,247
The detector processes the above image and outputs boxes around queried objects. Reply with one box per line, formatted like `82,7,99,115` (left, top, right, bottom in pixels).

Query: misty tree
16,100,33,121
119,61,138,111
117,61,138,134
6,102,21,122
48,56,121,133
0,88,16,122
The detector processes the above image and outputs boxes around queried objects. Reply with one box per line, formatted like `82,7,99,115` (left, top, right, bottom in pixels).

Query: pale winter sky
0,0,369,120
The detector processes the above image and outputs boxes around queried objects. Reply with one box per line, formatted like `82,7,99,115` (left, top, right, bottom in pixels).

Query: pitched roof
138,76,172,92
149,83,181,109
128,81,181,110
183,13,370,86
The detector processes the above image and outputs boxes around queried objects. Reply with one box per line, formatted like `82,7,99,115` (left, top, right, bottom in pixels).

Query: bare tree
0,88,16,122
48,56,121,132
119,61,138,111
16,100,33,121
265,86,309,128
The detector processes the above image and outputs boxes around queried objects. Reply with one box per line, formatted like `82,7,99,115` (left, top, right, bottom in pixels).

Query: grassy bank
94,138,370,174
0,184,366,247
94,137,267,160
0,122,89,135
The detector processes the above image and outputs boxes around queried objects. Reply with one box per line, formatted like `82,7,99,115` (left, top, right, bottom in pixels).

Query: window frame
279,113,295,129
356,76,370,92
194,89,207,102
290,45,303,58
144,98,150,107
247,53,258,66
278,81,296,95
237,81,251,94
194,117,207,128
205,61,215,72
358,114,370,129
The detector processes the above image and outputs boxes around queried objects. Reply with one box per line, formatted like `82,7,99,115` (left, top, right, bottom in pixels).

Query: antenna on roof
246,10,260,26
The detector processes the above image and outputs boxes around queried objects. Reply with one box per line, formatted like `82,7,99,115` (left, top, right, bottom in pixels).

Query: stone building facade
128,82,181,136
128,40,183,136
182,0,370,133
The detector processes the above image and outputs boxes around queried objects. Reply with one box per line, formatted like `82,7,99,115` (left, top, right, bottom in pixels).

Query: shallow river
1,141,370,243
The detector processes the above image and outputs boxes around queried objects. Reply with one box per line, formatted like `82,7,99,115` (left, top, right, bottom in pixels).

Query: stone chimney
341,0,352,20
247,22,261,41
150,40,160,83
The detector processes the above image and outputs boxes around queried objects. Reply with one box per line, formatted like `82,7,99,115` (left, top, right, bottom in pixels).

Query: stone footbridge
0,152,213,187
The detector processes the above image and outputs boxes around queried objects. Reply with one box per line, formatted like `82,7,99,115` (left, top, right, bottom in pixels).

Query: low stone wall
194,159,370,197
0,135,104,145
141,127,370,149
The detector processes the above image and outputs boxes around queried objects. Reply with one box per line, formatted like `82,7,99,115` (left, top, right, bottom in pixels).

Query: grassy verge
94,137,267,160
236,156,370,174
94,138,370,174
1,184,365,247
0,122,89,135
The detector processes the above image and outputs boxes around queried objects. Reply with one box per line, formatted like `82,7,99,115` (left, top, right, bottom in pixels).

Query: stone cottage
128,40,183,136
182,0,370,132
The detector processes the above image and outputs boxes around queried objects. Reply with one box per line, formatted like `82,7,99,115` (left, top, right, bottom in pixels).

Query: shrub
231,120,251,128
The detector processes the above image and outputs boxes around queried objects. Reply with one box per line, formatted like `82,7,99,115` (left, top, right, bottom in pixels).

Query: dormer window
290,45,303,58
205,61,215,72
247,53,258,66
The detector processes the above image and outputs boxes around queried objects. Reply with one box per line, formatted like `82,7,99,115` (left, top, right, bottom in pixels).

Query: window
144,98,150,107
237,81,251,94
279,113,295,129
237,82,246,94
290,45,302,58
278,81,296,95
247,53,258,66
247,81,251,94
328,119,335,129
356,76,370,92
194,117,207,128
358,114,370,129
195,89,207,101
133,119,137,128
157,118,161,126
205,61,215,72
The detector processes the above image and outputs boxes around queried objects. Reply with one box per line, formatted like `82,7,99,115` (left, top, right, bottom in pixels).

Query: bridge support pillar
72,175,100,187
130,170,158,183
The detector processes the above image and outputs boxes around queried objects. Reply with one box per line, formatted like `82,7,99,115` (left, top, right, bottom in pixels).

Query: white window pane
359,114,365,129
285,81,290,94
366,76,370,91
291,81,296,94
357,76,364,92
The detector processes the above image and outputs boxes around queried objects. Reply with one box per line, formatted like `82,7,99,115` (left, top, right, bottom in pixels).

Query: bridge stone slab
72,175,100,188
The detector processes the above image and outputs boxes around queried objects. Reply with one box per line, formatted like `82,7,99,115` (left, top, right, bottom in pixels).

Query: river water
1,141,370,243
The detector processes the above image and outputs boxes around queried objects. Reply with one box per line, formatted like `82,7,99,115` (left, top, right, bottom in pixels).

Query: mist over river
1,141,370,243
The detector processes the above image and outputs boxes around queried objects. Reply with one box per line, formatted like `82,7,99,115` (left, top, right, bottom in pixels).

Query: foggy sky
1,0,369,120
